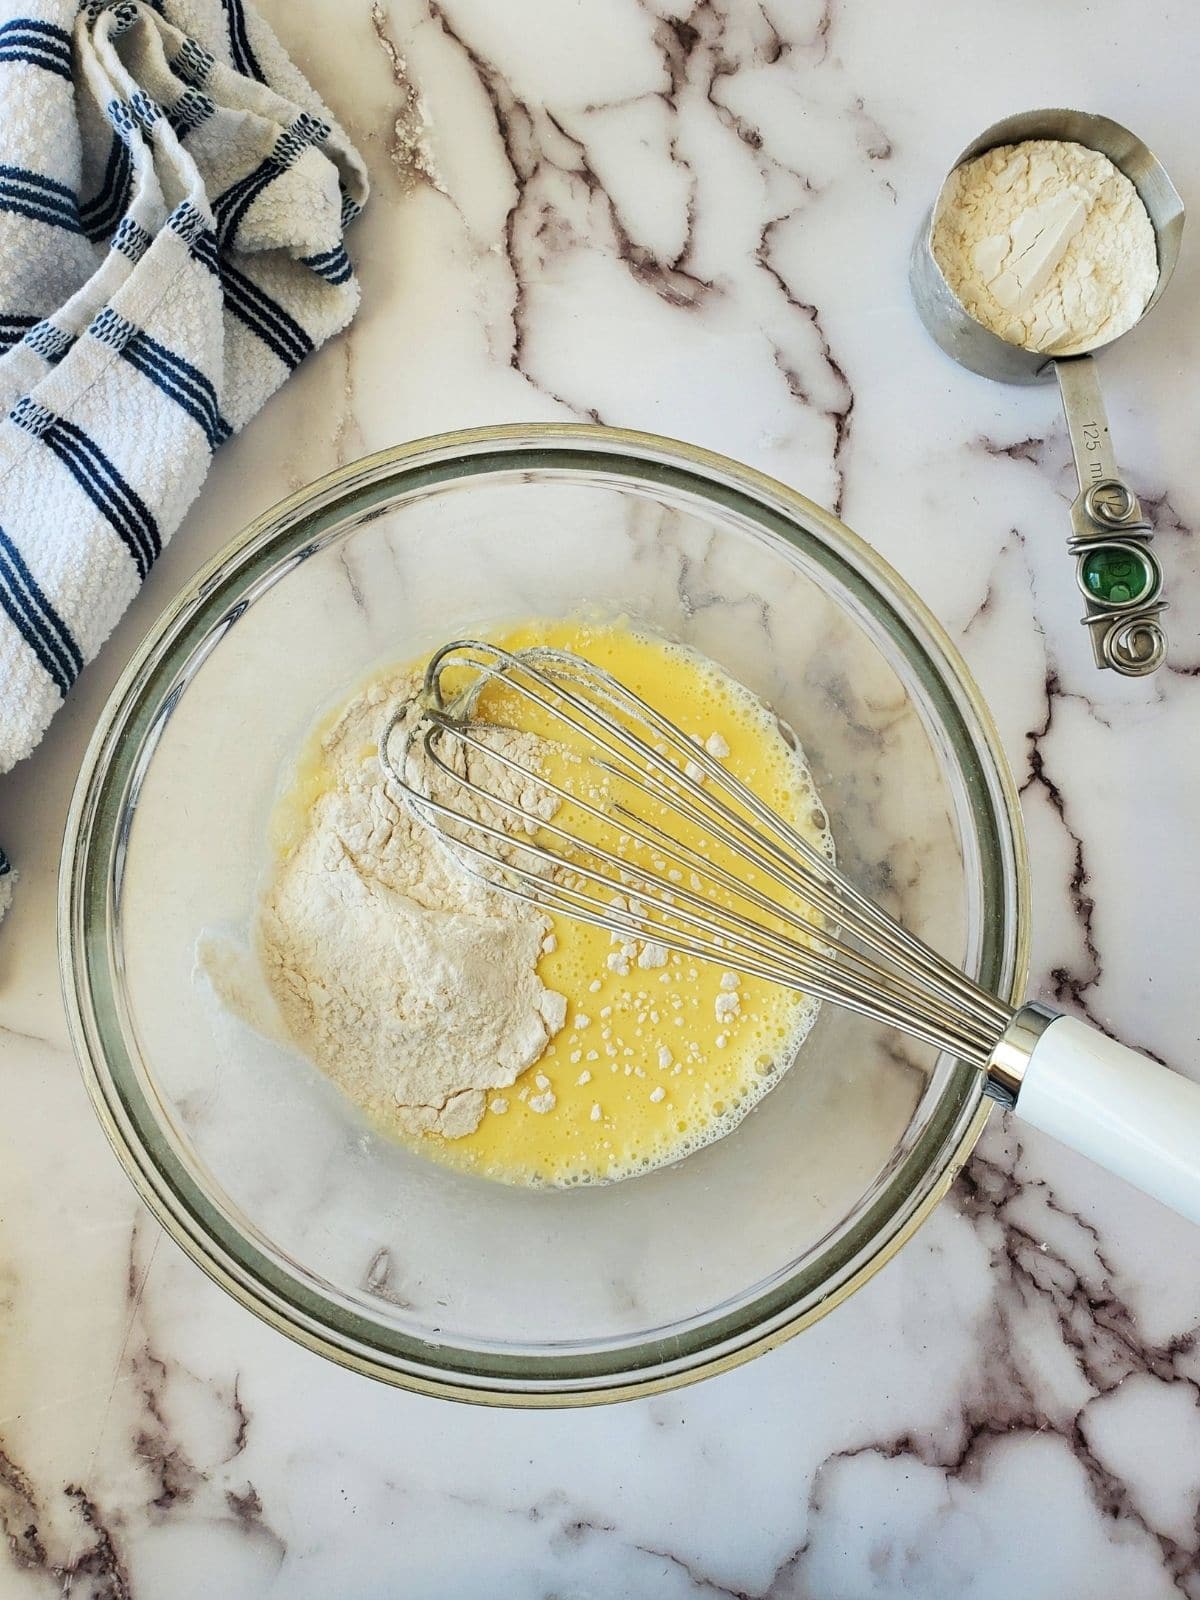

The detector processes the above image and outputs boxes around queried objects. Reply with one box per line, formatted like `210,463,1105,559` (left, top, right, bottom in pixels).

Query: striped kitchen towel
0,0,369,922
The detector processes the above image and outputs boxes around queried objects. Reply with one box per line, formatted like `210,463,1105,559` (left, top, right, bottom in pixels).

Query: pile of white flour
199,672,567,1139
931,139,1158,356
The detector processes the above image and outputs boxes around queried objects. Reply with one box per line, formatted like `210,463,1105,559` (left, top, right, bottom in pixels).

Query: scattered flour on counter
931,139,1158,356
198,671,567,1140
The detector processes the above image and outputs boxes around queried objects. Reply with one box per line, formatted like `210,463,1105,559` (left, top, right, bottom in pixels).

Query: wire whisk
373,642,1200,1223
379,641,1015,1070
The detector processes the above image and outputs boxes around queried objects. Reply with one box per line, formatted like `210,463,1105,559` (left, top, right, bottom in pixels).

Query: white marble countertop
3,1,1200,1594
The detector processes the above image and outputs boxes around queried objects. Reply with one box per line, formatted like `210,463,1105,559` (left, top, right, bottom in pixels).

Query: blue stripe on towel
89,308,230,450
110,216,152,262
220,262,314,369
220,0,265,82
0,18,72,79
166,198,208,244
211,158,282,249
122,332,232,449
171,36,214,88
0,42,73,80
0,164,81,232
212,115,329,249
80,135,133,242
0,17,71,47
129,89,163,131
44,418,160,578
0,314,38,351
166,204,314,370
0,162,78,206
10,400,160,579
189,228,221,275
0,524,82,694
167,87,215,140
300,244,352,286
271,114,330,167
22,320,73,363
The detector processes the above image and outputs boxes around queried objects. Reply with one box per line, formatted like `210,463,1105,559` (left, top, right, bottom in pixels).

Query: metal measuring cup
910,109,1185,677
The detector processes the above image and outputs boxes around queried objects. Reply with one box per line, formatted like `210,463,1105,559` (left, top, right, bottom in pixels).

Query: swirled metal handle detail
1098,611,1168,676
1055,357,1168,678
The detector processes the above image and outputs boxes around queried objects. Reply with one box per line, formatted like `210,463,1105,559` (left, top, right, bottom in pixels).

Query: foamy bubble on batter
584,993,824,1186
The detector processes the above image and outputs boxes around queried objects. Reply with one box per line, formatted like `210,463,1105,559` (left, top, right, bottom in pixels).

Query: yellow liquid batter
270,618,831,1186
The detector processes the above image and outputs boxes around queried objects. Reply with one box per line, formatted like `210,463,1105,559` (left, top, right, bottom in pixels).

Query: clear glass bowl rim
59,423,1030,1406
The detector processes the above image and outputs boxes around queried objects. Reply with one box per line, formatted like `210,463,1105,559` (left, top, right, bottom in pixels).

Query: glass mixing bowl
61,425,1028,1404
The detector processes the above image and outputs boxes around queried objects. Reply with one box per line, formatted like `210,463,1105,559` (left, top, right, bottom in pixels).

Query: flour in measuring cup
932,139,1158,356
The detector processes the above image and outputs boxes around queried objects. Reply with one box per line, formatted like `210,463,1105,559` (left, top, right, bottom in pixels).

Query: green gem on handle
1078,543,1156,607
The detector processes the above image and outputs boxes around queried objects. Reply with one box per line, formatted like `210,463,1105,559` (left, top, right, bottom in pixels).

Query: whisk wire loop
416,718,992,1049
444,644,1008,1033
380,642,1014,1068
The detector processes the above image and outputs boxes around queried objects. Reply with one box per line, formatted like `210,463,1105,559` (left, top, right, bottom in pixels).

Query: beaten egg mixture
264,618,831,1185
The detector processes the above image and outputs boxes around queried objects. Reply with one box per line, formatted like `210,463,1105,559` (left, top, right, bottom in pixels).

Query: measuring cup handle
1053,356,1167,676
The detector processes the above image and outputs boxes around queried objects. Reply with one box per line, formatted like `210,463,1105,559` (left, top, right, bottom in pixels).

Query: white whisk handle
1012,1013,1200,1225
